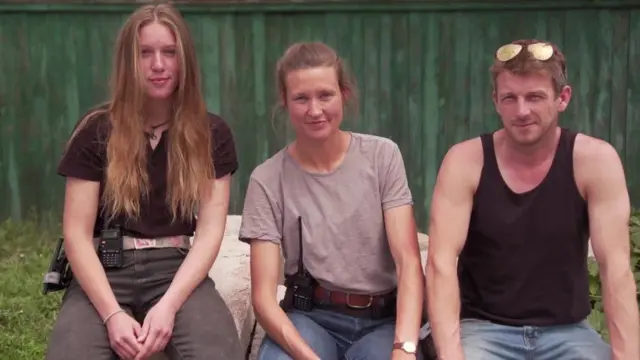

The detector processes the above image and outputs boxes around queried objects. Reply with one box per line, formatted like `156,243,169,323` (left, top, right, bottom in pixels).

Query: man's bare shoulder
437,136,484,192
574,133,623,172
574,133,626,195
445,137,483,161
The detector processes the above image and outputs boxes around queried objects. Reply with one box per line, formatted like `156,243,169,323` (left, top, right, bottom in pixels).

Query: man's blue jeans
257,308,424,360
461,318,611,359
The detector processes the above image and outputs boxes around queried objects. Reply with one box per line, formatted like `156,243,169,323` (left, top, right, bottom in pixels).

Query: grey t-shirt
238,132,413,294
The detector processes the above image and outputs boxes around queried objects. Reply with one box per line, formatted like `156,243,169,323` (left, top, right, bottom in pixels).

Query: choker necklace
145,120,170,140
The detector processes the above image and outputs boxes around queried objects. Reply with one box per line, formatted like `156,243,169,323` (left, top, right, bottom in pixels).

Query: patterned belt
92,235,191,251
122,235,191,250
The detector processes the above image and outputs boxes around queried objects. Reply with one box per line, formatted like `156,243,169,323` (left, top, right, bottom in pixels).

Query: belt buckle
346,293,373,309
133,238,157,249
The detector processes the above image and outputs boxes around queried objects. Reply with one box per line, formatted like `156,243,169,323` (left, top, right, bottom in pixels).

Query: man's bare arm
425,140,481,360
579,137,639,360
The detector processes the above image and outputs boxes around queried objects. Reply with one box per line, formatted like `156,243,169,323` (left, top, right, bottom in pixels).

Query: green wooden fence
1,1,639,232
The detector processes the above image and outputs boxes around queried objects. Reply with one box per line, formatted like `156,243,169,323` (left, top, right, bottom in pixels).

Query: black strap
297,216,307,275
480,132,497,174
281,149,308,276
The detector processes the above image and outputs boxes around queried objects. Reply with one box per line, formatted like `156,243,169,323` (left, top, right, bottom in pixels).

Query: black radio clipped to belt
98,219,124,268
42,217,124,295
281,216,317,312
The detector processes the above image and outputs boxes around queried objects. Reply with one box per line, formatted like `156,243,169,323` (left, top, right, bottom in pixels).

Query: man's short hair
490,39,568,96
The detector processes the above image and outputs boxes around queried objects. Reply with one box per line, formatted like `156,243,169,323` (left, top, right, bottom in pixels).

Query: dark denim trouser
44,247,243,360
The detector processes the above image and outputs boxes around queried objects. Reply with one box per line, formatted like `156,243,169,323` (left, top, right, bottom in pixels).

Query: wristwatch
393,341,417,354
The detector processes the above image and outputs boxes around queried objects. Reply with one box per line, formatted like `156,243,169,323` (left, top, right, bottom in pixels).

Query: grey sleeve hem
238,235,281,245
382,197,414,211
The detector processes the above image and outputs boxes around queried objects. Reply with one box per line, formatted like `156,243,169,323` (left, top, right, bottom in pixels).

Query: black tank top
458,128,591,326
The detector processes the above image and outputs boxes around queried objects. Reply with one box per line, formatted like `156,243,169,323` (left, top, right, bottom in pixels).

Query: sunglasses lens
496,44,523,62
529,43,554,61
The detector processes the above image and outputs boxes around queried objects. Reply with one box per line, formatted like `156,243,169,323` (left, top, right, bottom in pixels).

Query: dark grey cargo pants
44,247,243,360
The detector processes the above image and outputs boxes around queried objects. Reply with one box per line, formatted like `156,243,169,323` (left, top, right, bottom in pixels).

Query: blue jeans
257,308,424,360
461,318,611,360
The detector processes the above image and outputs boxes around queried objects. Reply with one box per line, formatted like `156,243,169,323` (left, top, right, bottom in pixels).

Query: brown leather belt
313,286,395,310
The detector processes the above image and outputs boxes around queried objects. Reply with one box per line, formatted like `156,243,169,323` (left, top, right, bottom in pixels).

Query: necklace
145,120,170,140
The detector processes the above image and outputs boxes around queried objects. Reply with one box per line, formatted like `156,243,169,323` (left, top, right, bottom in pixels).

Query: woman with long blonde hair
45,5,243,360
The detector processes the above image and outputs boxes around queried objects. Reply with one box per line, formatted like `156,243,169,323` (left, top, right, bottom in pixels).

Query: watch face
402,342,417,353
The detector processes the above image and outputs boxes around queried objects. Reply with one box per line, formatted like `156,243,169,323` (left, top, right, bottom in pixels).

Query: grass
1,210,636,359
0,214,63,359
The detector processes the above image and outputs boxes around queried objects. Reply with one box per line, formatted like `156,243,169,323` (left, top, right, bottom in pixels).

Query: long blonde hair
71,4,213,223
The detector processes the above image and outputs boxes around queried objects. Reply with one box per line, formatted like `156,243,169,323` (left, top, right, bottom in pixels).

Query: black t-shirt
57,109,239,238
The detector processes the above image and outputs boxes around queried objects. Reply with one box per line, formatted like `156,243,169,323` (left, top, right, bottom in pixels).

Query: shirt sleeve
238,176,283,245
56,113,106,182
380,141,413,211
210,114,239,179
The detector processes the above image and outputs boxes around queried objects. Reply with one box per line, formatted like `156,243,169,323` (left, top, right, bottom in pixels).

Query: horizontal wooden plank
1,0,639,13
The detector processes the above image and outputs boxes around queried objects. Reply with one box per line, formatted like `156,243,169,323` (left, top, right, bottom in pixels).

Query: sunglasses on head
495,42,554,62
